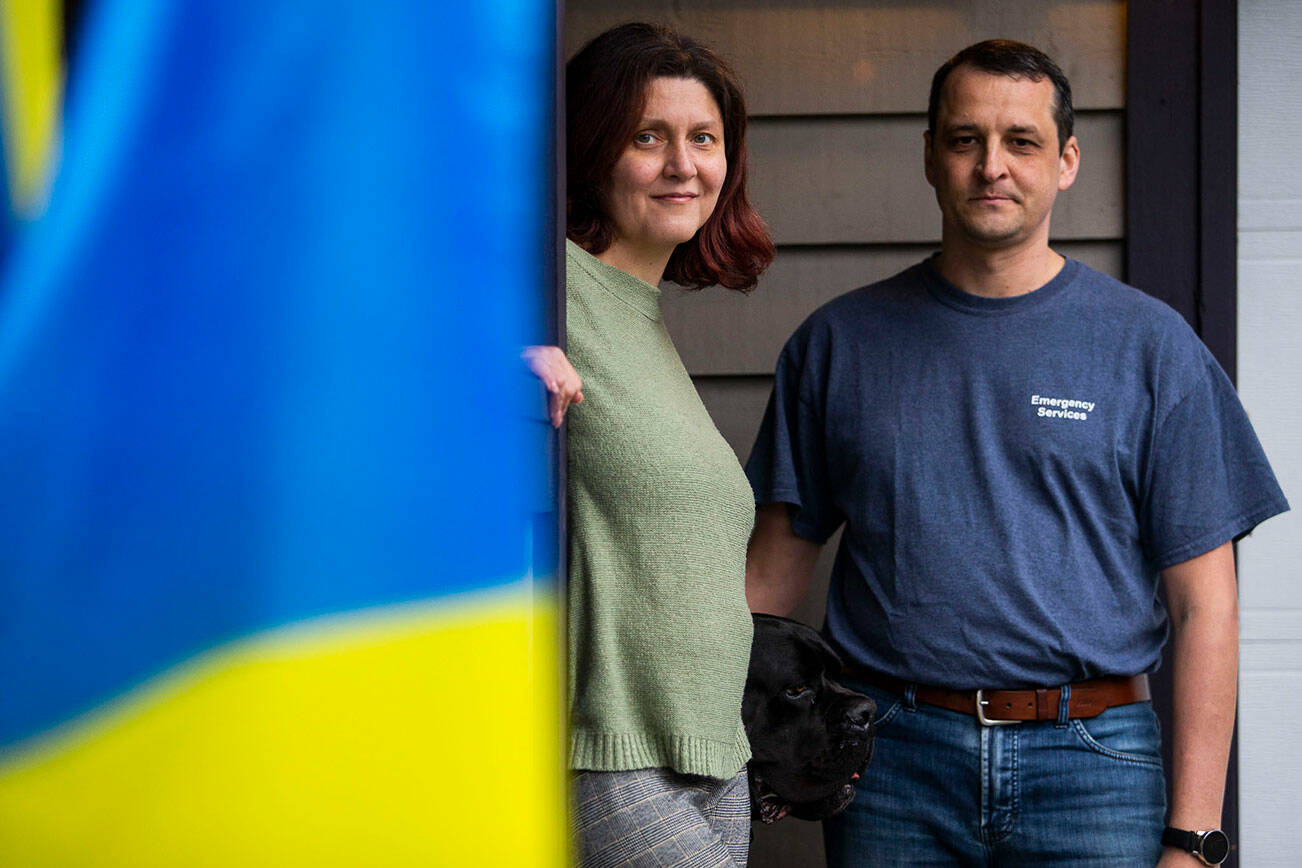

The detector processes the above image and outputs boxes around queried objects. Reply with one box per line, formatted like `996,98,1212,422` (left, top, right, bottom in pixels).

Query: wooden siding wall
566,3,1126,864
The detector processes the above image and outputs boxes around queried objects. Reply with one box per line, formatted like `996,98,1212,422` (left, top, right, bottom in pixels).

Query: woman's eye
692,132,716,145
633,132,656,145
784,685,810,699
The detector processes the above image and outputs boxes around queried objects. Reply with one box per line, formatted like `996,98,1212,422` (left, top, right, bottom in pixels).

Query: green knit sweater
565,240,754,780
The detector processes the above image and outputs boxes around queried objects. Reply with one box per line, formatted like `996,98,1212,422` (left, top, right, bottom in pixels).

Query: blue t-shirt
746,257,1289,689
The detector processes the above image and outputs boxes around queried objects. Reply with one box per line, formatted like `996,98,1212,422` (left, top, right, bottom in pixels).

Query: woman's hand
522,345,584,428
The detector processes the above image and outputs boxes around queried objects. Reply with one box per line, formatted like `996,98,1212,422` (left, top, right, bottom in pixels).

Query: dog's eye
784,685,811,700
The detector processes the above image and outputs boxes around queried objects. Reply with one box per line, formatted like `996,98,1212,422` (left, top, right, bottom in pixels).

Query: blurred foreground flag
0,2,564,866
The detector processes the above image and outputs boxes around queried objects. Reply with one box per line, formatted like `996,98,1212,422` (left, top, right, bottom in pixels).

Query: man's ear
1058,134,1080,191
924,129,937,188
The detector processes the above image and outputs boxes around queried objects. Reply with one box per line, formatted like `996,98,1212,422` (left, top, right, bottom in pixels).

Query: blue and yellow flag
0,2,564,865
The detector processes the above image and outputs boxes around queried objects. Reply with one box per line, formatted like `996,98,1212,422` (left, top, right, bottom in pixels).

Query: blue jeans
824,678,1167,867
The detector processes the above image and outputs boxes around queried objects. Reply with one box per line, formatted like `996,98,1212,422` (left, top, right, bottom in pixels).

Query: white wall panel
1237,3,1302,863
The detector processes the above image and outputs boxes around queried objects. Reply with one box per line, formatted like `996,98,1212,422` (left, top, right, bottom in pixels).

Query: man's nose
977,144,1008,181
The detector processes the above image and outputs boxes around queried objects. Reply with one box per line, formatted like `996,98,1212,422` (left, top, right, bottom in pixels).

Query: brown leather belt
845,667,1150,724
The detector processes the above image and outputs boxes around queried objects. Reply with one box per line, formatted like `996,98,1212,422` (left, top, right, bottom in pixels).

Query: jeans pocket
871,698,904,731
1070,703,1164,767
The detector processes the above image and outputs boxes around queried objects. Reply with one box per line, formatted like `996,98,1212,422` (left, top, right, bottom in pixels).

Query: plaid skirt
573,766,751,867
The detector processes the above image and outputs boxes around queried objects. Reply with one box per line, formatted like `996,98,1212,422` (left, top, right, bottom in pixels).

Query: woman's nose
663,140,698,179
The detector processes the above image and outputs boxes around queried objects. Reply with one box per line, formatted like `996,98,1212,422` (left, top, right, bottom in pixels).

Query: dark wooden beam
1199,1,1239,382
1127,1,1200,326
1127,2,1240,864
554,0,567,587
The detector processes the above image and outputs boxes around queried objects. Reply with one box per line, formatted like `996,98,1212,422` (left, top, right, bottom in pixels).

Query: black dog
742,613,876,823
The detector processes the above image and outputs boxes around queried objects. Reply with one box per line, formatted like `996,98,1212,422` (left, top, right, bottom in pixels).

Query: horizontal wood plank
694,373,840,629
693,375,773,464
665,241,1123,376
566,0,1125,114
747,112,1122,245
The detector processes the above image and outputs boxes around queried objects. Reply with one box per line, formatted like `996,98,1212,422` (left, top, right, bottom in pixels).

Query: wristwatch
1161,826,1230,865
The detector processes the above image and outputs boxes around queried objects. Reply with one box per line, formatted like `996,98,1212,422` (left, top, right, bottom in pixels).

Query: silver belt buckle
975,689,1019,726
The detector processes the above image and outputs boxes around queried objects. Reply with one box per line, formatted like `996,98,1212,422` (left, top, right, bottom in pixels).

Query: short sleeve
744,334,845,543
1141,348,1289,570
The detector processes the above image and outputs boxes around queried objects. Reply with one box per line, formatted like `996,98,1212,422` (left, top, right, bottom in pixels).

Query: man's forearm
1162,543,1239,841
745,502,821,615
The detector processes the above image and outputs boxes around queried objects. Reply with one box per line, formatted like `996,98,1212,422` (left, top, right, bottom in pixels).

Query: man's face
924,65,1079,251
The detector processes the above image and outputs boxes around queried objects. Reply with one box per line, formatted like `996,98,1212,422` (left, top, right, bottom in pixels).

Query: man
745,40,1288,867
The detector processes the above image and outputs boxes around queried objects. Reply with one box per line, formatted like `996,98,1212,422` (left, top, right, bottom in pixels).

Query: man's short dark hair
927,39,1074,152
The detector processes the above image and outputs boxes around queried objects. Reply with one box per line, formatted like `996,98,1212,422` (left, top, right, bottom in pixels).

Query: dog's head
743,613,875,823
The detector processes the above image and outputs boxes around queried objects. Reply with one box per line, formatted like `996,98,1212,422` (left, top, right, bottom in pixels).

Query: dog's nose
844,697,876,732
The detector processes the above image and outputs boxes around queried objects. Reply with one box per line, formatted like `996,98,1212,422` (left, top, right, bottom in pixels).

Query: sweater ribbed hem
569,723,751,781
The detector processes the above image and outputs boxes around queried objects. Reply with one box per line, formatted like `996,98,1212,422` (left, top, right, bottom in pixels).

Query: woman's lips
653,193,698,203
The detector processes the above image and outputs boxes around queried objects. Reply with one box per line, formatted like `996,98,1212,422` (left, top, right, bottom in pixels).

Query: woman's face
603,77,726,263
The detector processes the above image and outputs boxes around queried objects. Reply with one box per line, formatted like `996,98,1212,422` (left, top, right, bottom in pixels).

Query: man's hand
522,345,583,428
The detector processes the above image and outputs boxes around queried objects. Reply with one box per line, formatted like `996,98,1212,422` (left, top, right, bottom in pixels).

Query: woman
561,22,774,868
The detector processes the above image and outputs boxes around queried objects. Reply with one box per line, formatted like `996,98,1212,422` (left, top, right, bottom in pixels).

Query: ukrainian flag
0,2,565,865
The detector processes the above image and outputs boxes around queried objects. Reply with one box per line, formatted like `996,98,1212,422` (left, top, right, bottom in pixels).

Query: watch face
1199,830,1230,864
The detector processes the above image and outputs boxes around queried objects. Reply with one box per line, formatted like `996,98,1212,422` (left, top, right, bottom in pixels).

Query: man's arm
1157,541,1239,867
746,502,823,615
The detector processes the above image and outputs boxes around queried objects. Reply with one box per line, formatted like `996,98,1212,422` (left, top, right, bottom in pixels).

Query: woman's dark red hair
566,23,774,291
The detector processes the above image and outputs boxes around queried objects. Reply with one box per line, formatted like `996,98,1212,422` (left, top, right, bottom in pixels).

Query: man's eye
784,685,811,699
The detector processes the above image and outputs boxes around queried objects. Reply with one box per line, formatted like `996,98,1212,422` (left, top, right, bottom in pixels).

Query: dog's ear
816,634,846,676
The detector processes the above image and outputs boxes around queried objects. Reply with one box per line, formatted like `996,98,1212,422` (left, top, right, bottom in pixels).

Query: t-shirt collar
921,252,1080,316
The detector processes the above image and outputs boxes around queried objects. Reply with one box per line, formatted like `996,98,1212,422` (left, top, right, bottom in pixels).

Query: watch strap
1162,826,1229,865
